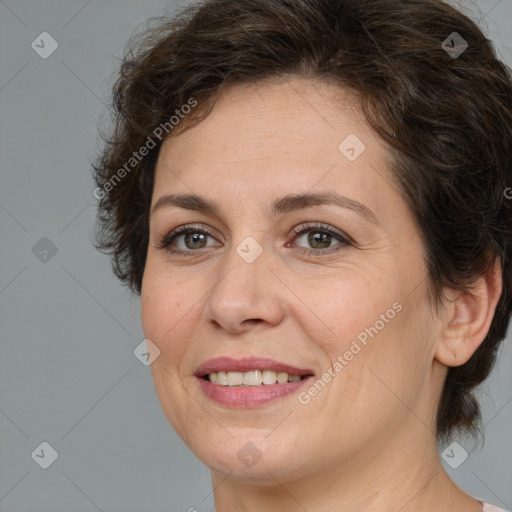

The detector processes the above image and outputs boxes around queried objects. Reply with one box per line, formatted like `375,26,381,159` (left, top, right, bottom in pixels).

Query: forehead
152,77,397,218
161,78,369,160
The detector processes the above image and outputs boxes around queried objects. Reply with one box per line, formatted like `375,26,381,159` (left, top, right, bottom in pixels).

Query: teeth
277,371,288,384
243,370,263,386
227,372,243,386
207,370,304,386
262,370,277,385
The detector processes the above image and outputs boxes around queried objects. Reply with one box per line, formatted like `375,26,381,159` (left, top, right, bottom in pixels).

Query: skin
140,76,501,512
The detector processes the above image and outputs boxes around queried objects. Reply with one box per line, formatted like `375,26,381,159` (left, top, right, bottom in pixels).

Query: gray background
0,0,511,511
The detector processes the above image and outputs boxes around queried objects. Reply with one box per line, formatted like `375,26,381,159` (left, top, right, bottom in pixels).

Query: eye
157,224,220,254
157,222,351,257
288,222,351,255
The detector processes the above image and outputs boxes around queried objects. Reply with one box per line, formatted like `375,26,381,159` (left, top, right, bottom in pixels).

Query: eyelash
157,222,351,257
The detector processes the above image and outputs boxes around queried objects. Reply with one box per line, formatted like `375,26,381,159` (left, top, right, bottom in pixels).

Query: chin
191,433,309,484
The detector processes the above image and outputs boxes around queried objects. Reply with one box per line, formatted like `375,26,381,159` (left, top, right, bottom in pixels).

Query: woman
93,0,512,510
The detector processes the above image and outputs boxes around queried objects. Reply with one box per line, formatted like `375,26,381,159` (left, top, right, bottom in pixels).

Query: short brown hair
93,0,512,445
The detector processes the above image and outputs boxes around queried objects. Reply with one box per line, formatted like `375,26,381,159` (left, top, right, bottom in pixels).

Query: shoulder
482,502,511,512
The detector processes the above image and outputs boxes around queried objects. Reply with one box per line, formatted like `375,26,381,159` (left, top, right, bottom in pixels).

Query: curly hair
92,0,512,445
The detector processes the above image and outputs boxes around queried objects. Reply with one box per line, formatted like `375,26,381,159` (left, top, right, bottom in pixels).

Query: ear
434,258,503,367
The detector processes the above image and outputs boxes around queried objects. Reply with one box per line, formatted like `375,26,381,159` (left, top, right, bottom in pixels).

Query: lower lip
197,376,312,407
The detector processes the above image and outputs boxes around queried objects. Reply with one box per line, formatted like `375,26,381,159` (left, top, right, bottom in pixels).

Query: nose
204,243,286,334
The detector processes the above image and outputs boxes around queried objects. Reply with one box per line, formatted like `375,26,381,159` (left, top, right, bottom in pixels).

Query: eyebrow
151,192,379,224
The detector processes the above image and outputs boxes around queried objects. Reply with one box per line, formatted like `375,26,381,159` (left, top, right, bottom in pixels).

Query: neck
211,426,482,512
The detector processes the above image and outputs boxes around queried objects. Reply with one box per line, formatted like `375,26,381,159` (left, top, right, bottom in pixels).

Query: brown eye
158,225,221,254
183,232,208,249
290,222,351,255
306,231,333,249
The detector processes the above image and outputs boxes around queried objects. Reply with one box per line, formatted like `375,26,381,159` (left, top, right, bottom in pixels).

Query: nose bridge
215,233,266,298
204,230,285,330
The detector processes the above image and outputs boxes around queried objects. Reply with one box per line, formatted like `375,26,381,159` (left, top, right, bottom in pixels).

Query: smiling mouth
203,370,314,387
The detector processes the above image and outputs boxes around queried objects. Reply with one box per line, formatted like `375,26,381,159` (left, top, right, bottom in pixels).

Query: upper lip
195,357,314,377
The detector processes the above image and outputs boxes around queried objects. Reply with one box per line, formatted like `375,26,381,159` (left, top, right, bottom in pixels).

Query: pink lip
195,357,315,408
195,356,314,377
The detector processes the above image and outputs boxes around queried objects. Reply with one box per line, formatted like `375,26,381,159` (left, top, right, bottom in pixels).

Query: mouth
195,357,315,407
201,370,313,386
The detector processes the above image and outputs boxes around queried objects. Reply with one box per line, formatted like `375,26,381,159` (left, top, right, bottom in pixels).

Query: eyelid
289,221,353,245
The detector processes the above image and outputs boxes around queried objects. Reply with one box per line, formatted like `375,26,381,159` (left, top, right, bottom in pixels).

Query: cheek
298,273,429,401
140,270,199,438
347,298,433,407
316,305,430,437
294,274,396,357
140,265,197,363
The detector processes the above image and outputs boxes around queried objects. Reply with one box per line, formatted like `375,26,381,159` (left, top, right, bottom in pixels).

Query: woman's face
141,77,444,483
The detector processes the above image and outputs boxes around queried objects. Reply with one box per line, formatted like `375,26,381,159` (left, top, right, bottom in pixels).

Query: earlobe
434,258,502,367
